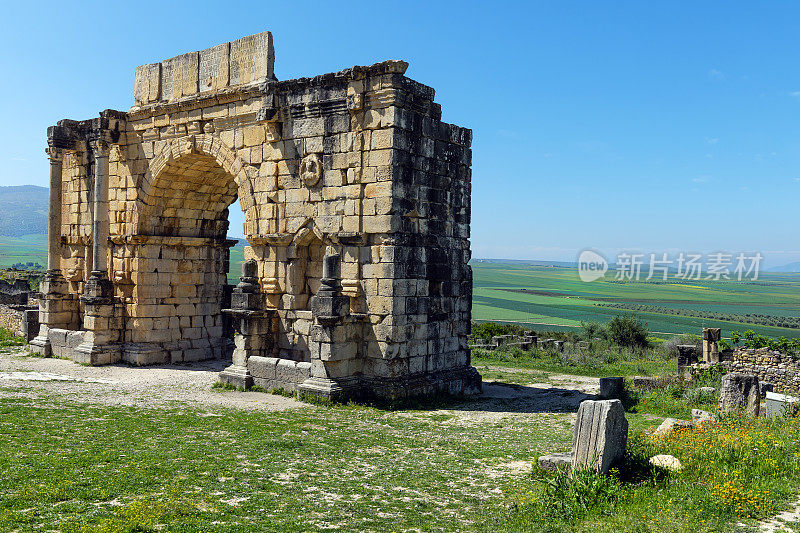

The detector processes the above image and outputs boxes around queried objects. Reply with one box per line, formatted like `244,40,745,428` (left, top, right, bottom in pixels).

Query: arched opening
141,152,239,238
132,151,246,363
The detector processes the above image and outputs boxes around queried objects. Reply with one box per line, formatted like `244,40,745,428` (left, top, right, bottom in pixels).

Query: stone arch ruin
30,31,480,400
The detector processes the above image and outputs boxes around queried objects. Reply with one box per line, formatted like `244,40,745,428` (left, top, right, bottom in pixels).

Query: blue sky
1,1,798,267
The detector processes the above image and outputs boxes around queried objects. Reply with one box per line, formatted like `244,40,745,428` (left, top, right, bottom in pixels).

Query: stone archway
34,32,482,400
123,137,256,364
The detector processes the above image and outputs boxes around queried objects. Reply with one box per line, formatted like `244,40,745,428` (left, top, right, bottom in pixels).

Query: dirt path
0,351,305,412
0,351,601,423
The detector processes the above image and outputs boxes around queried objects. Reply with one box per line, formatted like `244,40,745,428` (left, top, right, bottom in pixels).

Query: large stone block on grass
719,373,760,417
599,377,624,400
572,399,628,475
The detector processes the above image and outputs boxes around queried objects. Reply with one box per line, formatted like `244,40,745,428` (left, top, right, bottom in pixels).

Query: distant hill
768,261,800,273
0,186,48,236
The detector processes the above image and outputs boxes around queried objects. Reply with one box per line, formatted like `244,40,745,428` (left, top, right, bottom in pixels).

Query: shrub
661,333,702,358
606,314,650,349
580,321,606,341
514,467,621,527
468,321,529,343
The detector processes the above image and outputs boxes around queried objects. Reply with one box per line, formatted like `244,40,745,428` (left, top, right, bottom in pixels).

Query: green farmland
0,234,47,269
471,260,800,340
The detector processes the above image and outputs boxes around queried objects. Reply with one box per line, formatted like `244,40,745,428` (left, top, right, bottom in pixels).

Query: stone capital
45,146,64,163
89,139,110,158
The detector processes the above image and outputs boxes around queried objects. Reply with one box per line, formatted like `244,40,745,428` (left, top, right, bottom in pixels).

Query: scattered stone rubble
28,31,480,401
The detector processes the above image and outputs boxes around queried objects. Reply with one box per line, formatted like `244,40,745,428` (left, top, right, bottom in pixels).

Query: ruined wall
0,305,24,336
723,347,800,394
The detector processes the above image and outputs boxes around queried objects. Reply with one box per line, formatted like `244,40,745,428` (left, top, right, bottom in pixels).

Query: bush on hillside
469,322,529,343
606,314,650,349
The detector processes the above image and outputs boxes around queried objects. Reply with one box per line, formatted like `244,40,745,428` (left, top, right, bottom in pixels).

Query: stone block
719,373,760,417
571,399,628,475
599,377,624,400
248,356,278,380
649,454,683,472
654,418,693,437
632,376,659,391
539,452,572,472
276,359,298,383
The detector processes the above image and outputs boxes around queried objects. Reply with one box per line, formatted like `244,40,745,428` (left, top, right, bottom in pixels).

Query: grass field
0,391,574,532
471,260,800,340
3,358,800,532
0,234,47,269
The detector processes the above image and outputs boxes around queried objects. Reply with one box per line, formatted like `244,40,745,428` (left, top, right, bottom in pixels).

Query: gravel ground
0,351,601,420
0,350,305,412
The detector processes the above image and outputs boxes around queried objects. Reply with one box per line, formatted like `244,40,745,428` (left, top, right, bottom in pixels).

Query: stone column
46,147,64,272
73,140,119,365
89,139,110,285
703,328,721,363
29,147,71,356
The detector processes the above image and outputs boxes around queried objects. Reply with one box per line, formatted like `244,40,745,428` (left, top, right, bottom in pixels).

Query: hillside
769,261,800,273
0,185,48,236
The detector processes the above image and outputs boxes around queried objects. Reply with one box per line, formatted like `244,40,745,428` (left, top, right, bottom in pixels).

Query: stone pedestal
572,399,628,475
599,377,624,400
299,253,361,401
719,373,760,417
29,270,71,356
219,260,271,389
73,270,120,365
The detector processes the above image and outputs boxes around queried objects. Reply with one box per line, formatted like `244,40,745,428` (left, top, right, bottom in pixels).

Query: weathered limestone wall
722,347,800,394
0,305,24,336
0,304,39,342
32,31,479,400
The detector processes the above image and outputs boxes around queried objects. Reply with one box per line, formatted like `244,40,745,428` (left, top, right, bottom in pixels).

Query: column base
29,333,51,357
219,364,253,389
298,376,362,402
122,343,169,366
72,341,121,366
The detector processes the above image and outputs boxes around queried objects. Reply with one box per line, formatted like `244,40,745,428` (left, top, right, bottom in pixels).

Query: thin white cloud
705,137,719,144
790,91,800,100
692,175,712,183
793,177,800,182
708,69,725,81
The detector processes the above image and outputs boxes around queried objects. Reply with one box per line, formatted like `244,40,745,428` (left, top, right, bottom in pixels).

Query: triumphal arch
30,31,480,400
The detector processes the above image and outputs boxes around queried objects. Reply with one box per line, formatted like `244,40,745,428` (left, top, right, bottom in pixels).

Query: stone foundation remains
30,31,480,400
722,347,800,395
0,279,39,341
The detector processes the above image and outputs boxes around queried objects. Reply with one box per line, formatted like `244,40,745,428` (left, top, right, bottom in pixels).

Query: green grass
471,261,800,340
0,394,570,532
472,347,678,378
0,327,25,350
